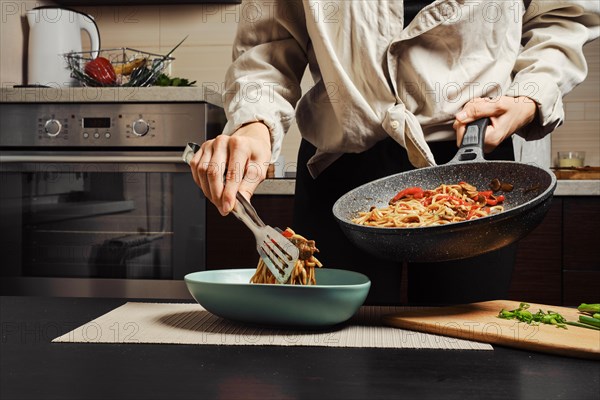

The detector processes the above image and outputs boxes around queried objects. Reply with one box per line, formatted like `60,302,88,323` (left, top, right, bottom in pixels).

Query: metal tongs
183,142,299,283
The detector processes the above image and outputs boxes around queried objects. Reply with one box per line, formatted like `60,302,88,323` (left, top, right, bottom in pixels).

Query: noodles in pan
250,228,323,285
352,181,507,228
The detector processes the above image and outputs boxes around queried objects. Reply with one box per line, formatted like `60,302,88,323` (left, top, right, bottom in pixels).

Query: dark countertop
1,296,599,400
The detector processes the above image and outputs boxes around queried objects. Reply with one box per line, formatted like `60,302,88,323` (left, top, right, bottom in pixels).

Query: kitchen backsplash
2,1,598,168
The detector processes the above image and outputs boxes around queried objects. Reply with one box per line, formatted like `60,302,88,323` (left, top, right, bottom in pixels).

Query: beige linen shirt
222,0,600,177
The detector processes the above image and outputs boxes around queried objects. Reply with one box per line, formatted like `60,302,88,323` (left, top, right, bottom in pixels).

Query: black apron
292,1,516,305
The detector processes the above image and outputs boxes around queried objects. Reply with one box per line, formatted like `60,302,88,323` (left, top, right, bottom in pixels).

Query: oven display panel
82,117,111,129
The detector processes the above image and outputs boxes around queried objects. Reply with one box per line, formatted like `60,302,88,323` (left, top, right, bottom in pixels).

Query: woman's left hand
453,96,538,152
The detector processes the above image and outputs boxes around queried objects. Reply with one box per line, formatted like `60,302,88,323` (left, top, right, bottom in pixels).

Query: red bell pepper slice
485,194,505,206
391,187,423,203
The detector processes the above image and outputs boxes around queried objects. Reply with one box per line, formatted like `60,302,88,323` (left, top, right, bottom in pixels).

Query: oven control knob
132,119,150,136
44,119,62,137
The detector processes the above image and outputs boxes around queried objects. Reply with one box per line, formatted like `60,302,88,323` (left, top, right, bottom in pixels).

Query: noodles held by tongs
250,228,323,285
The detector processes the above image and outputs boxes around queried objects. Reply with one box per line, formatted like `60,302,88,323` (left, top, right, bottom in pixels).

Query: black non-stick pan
332,118,557,262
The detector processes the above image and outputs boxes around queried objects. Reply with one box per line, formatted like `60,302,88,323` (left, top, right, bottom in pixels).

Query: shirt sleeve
510,0,600,140
221,0,309,163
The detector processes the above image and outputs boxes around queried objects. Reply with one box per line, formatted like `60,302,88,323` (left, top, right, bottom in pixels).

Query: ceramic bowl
184,268,371,327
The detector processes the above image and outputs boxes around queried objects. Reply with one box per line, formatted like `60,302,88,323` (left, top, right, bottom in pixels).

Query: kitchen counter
1,296,599,400
256,178,600,196
0,86,222,105
554,179,600,196
255,178,296,195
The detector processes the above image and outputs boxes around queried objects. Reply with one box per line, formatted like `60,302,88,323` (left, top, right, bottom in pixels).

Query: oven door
0,152,204,298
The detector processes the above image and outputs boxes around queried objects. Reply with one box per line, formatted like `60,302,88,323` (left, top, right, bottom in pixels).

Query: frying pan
332,118,557,262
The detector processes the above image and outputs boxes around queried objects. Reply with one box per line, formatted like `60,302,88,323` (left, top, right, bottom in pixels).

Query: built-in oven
0,101,225,298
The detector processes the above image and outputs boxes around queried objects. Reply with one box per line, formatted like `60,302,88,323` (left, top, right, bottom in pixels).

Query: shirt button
390,120,400,130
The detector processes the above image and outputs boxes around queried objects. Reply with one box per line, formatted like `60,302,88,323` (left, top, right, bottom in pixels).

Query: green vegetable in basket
155,73,196,87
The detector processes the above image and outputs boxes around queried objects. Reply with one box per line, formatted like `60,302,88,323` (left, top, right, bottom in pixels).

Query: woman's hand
189,122,272,215
453,96,538,152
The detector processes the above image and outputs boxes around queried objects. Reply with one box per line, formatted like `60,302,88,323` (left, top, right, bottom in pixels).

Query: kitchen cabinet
53,0,240,4
510,197,600,306
206,193,600,306
206,195,295,269
561,198,600,305
509,200,563,305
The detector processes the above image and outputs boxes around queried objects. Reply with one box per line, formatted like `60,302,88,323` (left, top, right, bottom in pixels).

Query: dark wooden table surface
1,296,599,400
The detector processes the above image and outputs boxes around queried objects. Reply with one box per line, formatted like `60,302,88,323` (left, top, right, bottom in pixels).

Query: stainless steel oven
0,101,225,298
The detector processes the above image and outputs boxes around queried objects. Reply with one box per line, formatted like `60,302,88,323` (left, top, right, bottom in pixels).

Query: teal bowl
184,268,371,327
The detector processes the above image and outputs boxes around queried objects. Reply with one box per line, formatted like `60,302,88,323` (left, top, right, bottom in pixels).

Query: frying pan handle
449,118,490,164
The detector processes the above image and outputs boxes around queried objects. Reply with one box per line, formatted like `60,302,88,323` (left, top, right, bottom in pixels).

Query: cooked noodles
352,181,506,228
250,228,323,285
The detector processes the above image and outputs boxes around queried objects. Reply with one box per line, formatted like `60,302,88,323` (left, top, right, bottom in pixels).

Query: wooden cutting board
383,300,600,360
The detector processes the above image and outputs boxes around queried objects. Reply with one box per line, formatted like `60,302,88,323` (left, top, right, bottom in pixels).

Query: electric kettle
26,6,100,87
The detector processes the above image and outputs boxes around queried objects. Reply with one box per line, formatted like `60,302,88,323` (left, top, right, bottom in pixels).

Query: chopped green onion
498,302,567,329
566,321,600,331
579,315,600,328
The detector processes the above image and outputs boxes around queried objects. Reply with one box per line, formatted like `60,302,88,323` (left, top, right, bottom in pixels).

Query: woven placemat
52,302,492,350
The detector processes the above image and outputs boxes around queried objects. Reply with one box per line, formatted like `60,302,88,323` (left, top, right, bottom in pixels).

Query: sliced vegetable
579,315,600,328
497,302,567,329
486,195,505,206
390,187,424,203
577,303,600,314
570,303,600,330
489,178,513,192
499,302,600,331
565,321,600,331
281,229,293,238
489,178,501,191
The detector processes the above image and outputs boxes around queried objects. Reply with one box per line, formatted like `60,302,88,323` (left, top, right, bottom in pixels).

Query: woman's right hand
189,122,272,216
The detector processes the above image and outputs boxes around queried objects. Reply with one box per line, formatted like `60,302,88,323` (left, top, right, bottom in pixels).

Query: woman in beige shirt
190,1,599,304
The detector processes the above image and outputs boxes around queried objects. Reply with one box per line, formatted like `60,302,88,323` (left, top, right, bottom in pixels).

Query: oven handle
0,155,185,163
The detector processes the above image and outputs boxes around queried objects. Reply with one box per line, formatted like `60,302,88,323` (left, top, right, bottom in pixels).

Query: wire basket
64,48,174,87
